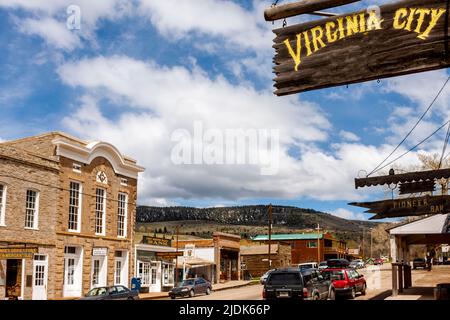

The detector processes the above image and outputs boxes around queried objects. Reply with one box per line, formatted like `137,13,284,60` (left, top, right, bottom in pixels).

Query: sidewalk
139,280,253,300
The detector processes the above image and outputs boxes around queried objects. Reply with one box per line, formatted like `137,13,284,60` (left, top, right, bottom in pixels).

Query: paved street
158,264,450,301
162,284,263,300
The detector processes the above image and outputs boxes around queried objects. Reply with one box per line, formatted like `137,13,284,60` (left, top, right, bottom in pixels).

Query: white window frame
120,178,128,186
117,193,128,238
0,184,6,226
24,189,39,230
72,163,82,173
95,188,106,236
68,181,82,233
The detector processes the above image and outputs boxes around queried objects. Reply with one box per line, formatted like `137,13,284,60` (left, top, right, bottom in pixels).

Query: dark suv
263,268,332,300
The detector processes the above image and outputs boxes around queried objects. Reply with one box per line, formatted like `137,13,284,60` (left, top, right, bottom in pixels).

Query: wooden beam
264,0,360,21
355,168,450,189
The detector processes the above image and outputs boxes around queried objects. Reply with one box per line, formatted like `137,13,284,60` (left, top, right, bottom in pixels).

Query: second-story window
117,193,128,238
0,184,6,226
25,189,39,229
95,188,106,235
68,182,82,232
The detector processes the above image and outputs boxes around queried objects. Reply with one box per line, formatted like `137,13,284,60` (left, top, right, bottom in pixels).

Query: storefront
134,243,176,293
0,245,54,300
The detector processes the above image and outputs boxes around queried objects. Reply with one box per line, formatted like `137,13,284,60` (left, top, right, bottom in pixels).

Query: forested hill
136,205,376,232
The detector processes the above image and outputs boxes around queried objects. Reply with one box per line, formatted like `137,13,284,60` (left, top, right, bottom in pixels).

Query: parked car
80,285,139,300
321,268,366,299
263,267,333,300
297,262,318,271
169,277,211,299
413,258,427,269
326,259,350,268
374,258,384,265
318,261,328,270
350,259,365,269
260,269,275,285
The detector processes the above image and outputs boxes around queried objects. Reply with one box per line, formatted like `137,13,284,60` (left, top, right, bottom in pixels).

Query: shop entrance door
91,256,107,289
32,255,48,300
5,259,22,300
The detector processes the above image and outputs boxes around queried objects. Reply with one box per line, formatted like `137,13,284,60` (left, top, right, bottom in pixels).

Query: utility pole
175,225,179,286
316,224,321,263
370,228,373,259
362,228,365,259
268,204,272,270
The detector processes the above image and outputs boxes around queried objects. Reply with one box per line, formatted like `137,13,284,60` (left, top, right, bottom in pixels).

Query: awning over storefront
177,257,215,268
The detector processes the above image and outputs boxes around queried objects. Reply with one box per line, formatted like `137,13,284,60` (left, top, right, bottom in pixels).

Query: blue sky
1,0,450,222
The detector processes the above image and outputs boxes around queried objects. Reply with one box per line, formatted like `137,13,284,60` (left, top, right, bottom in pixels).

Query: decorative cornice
52,138,145,179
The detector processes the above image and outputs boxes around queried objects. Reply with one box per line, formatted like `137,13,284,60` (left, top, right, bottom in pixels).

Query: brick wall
0,155,59,299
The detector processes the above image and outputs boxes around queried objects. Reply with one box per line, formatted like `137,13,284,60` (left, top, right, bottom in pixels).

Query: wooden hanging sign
272,0,450,96
349,194,450,219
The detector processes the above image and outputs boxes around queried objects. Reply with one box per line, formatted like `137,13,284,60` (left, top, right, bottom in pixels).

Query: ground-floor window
151,262,157,285
162,263,174,286
138,261,151,285
115,260,122,285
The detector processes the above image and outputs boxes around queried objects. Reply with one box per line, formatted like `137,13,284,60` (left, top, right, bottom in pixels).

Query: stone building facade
0,132,144,299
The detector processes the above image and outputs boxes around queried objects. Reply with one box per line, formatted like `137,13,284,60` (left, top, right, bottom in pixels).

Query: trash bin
434,283,450,300
131,277,142,292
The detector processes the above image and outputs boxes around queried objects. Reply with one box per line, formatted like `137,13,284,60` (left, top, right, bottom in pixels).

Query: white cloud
339,130,360,142
330,208,366,221
55,55,431,204
2,0,132,51
18,17,81,51
138,0,272,52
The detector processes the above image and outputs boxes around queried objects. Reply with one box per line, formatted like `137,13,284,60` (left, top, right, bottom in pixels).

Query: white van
297,262,318,271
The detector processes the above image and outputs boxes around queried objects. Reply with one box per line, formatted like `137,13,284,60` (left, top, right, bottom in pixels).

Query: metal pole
175,225,179,286
362,228,365,259
317,224,320,263
370,228,373,259
268,204,272,270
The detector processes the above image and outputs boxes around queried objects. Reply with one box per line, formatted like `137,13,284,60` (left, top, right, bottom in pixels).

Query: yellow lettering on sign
367,10,384,30
414,8,431,34
346,14,359,36
418,8,446,40
303,31,313,56
359,13,367,33
311,25,327,52
393,8,408,29
337,17,346,39
283,34,302,72
325,21,338,42
404,8,417,31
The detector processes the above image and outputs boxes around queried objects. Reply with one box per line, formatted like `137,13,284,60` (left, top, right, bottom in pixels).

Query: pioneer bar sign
272,0,450,95
349,195,450,219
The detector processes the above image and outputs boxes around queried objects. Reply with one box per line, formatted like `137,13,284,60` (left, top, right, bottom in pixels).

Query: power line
368,75,450,177
438,122,450,169
0,173,137,205
373,119,450,174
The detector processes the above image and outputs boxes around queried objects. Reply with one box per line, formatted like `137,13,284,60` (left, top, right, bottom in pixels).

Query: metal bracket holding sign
269,0,450,95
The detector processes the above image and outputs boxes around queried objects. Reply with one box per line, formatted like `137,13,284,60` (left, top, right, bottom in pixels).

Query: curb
212,281,257,292
139,282,258,299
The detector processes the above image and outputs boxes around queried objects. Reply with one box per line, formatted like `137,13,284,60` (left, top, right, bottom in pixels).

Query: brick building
241,244,291,277
173,232,241,284
251,233,348,265
0,132,144,299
